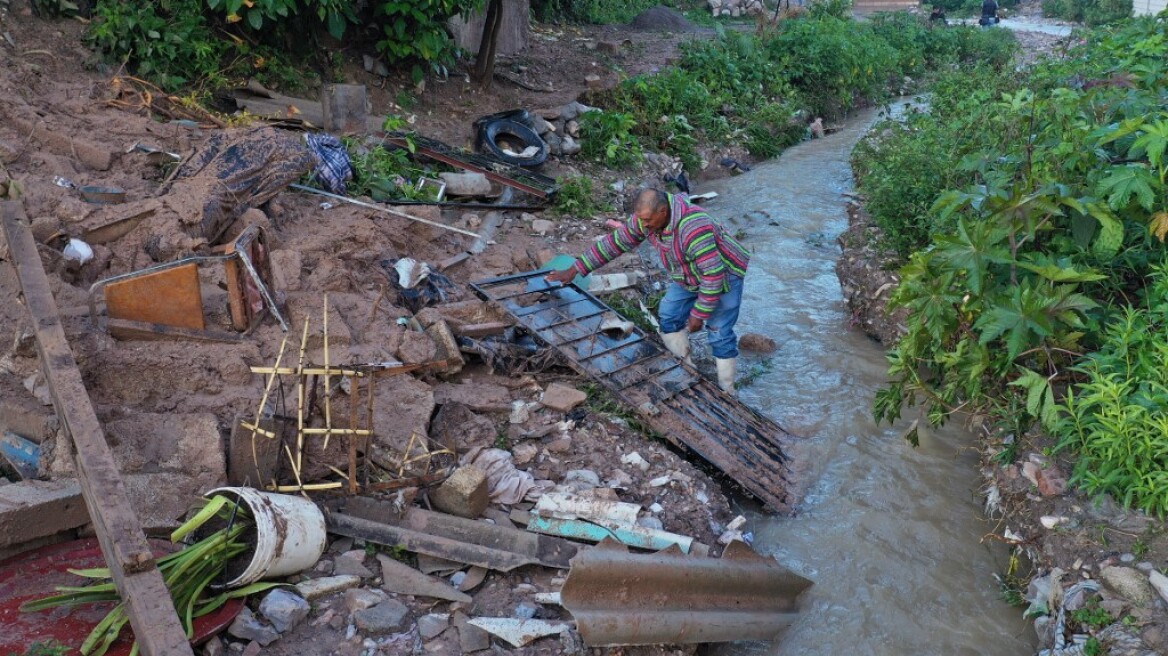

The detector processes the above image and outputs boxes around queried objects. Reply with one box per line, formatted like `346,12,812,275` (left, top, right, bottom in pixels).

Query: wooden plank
1,201,195,656
105,262,205,330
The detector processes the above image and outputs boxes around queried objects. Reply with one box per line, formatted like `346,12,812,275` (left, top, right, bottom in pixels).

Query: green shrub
1043,0,1131,24
579,110,644,169
1053,262,1168,516
374,0,483,82
531,0,670,24
552,176,613,217
87,0,227,89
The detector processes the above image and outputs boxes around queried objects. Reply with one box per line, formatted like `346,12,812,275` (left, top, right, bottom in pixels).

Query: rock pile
708,0,768,17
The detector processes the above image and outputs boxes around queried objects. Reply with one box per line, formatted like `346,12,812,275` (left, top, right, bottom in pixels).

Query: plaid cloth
305,132,353,195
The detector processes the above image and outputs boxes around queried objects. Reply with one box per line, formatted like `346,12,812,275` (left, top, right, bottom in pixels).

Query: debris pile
0,25,809,650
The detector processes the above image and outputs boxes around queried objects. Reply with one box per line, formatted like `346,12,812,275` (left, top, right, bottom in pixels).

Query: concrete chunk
0,479,88,548
377,553,472,603
429,467,489,519
294,575,362,600
540,383,586,413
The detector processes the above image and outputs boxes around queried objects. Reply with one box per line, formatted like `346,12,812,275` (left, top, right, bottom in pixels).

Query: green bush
531,0,674,24
579,110,644,169
87,0,227,89
1042,0,1132,25
1053,262,1168,516
868,17,1168,493
374,0,483,82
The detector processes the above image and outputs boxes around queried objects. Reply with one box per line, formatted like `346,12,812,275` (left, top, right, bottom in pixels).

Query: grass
10,642,71,656
581,382,662,441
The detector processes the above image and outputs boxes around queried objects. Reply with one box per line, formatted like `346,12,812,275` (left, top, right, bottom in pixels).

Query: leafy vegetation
862,16,1168,514
586,13,1015,171
1042,0,1132,26
22,495,282,656
85,0,481,92
552,176,613,217
579,110,644,169
531,0,674,24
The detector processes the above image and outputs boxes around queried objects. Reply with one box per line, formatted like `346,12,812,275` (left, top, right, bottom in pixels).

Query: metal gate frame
471,270,800,513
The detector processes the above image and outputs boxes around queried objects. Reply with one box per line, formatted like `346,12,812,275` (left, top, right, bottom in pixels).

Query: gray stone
439,172,492,197
560,101,597,122
531,219,555,235
259,588,310,634
540,383,586,412
531,116,555,135
227,607,280,647
295,575,362,600
513,602,538,619
637,516,664,531
563,469,600,489
1100,566,1157,606
417,613,451,640
429,466,489,519
201,636,225,656
1148,569,1168,605
454,611,491,652
334,551,374,578
560,136,581,156
241,641,261,656
354,599,410,635
344,587,388,612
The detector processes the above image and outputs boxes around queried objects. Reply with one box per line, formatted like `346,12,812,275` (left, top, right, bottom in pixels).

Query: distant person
809,117,825,139
929,6,948,24
979,0,1000,25
545,188,750,395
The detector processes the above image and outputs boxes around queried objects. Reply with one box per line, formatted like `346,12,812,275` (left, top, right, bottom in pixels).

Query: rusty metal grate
385,132,560,199
471,270,801,513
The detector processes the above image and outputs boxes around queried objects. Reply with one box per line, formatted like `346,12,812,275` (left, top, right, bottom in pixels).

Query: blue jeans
658,276,744,359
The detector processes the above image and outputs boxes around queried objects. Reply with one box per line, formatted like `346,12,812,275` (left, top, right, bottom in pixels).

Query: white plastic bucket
204,487,328,588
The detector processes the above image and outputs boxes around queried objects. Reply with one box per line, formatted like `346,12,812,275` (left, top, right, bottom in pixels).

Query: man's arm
546,214,650,284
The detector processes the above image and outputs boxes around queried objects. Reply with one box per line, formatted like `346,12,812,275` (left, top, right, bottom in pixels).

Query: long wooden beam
1,202,194,656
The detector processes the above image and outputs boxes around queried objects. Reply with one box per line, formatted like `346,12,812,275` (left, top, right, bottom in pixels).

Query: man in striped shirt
546,188,750,394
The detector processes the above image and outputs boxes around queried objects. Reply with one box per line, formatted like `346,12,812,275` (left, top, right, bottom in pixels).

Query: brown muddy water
699,101,1037,655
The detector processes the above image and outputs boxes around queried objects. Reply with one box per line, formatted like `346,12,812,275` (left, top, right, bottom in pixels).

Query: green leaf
1086,202,1124,260
327,11,346,39
1016,262,1106,283
1097,165,1156,211
1009,367,1059,429
247,8,263,30
932,218,1011,294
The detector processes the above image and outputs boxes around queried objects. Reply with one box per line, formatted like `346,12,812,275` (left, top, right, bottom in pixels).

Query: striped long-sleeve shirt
573,193,750,320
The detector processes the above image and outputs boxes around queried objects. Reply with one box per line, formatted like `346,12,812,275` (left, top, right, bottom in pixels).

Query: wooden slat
1,201,194,656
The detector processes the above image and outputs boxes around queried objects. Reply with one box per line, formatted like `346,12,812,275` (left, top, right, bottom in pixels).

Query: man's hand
545,268,577,285
686,316,704,333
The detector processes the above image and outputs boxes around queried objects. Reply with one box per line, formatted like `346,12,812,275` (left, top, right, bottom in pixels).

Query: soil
0,4,755,656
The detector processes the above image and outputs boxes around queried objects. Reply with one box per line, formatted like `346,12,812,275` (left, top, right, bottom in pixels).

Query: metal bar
235,234,289,331
2,202,195,656
576,335,644,362
512,295,591,318
290,184,480,238
540,307,609,332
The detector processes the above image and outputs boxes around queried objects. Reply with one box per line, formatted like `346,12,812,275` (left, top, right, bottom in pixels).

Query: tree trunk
473,0,504,90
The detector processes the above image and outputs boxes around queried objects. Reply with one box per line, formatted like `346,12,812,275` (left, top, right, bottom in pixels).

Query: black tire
477,119,549,168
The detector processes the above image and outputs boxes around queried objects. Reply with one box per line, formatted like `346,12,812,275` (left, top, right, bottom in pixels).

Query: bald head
632,188,670,231
633,188,667,214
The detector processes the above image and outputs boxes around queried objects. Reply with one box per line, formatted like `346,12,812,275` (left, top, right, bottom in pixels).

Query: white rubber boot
716,357,737,396
661,331,694,366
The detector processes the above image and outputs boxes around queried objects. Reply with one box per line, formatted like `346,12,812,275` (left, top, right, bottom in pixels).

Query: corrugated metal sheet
471,270,802,512
561,539,813,646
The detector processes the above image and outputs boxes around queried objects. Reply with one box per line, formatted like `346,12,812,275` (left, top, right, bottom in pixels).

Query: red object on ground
0,538,243,655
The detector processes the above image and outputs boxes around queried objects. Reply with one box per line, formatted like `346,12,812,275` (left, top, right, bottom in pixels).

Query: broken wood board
106,319,243,344
471,270,802,513
105,262,205,330
561,539,813,646
77,198,160,245
327,496,577,570
1,201,194,656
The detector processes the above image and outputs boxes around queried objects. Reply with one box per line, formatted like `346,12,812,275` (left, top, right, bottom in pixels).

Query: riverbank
835,17,1168,655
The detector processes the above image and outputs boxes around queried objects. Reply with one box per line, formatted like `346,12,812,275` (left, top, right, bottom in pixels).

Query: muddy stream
698,102,1037,655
